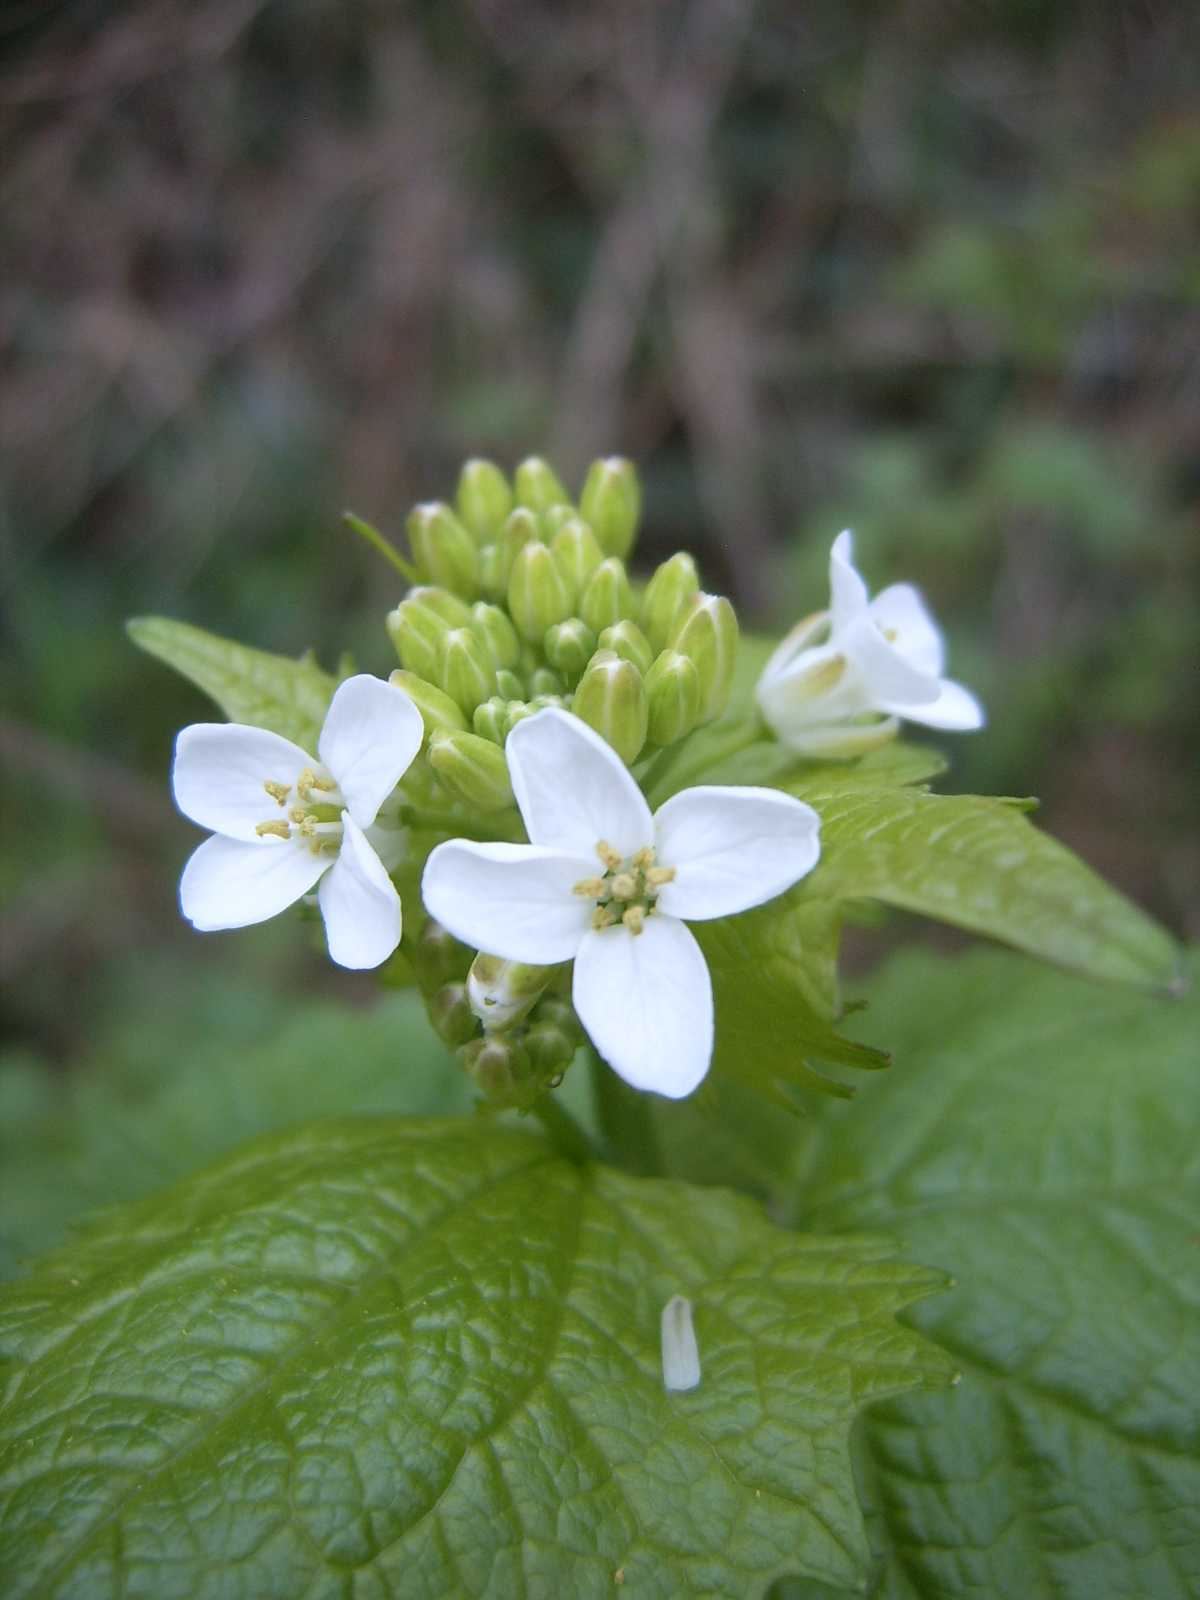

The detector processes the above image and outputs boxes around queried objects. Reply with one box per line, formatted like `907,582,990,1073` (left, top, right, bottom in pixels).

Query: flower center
573,841,676,936
255,767,345,854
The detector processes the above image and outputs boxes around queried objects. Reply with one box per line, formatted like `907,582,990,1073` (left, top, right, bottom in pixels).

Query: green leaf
0,1120,955,1598
792,946,1200,1599
127,615,337,748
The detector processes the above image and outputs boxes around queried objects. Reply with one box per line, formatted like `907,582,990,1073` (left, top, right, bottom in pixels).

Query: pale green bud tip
598,620,654,675
544,618,598,686
642,551,700,652
431,982,477,1047
386,598,448,678
579,456,641,560
572,654,648,765
467,954,552,1031
508,539,574,642
470,602,521,671
550,517,605,596
472,696,509,744
529,666,565,698
407,586,473,625
437,627,496,716
669,592,738,723
388,669,468,741
413,918,473,985
406,502,479,598
524,1019,576,1079
456,459,513,542
494,668,525,700
428,729,515,811
514,455,570,513
644,649,702,746
579,556,635,634
459,1035,534,1106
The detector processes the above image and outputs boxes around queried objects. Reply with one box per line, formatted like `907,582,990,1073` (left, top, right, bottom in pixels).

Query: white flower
172,674,422,969
757,529,984,755
421,708,821,1098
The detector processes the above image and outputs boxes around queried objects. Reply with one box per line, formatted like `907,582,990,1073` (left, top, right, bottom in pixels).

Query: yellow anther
646,865,676,888
610,872,637,901
622,905,646,936
289,806,308,823
630,847,655,870
297,814,318,838
573,876,607,899
595,840,623,871
263,780,291,806
592,905,618,930
309,773,336,791
255,820,290,840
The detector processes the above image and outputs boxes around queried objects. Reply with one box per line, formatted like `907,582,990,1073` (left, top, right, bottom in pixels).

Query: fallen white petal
422,839,595,965
317,813,403,969
173,723,314,840
507,708,653,860
572,916,713,1098
318,674,424,829
661,1294,701,1392
653,785,821,922
179,833,328,930
869,582,946,677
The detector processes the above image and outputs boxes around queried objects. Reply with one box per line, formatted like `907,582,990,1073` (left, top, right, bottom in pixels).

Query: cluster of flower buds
384,456,738,783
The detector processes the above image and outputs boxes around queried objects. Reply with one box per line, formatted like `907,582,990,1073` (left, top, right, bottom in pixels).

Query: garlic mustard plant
422,708,820,1096
757,529,984,756
172,673,421,968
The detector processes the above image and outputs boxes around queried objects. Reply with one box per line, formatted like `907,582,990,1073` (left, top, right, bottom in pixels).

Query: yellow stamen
255,821,290,840
596,840,623,871
609,872,637,900
263,780,291,806
646,865,676,887
297,814,318,837
622,905,646,936
573,876,607,898
630,846,655,870
592,905,618,930
289,806,308,824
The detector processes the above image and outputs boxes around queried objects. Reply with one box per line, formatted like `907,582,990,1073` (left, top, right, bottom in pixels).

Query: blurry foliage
1,0,1197,1075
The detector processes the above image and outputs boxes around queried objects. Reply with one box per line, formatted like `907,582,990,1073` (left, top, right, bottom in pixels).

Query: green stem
528,1094,601,1165
343,510,420,583
643,720,772,807
401,805,521,841
589,1049,662,1176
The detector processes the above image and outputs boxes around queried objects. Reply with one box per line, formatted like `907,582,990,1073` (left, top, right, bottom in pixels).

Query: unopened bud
467,953,553,1031
544,618,597,686
515,455,570,514
407,502,479,598
428,729,515,811
508,539,574,642
579,557,635,634
430,982,478,1047
772,715,900,760
388,669,468,743
477,542,504,600
598,620,654,675
529,692,566,713
505,699,535,731
550,517,604,598
539,504,576,541
669,593,738,723
481,507,539,601
531,994,585,1046
459,1034,534,1106
414,917,473,985
456,458,513,543
495,668,525,700
529,666,566,698
470,601,521,671
644,649,702,746
407,585,473,626
524,1020,577,1079
386,597,448,680
641,552,700,652
437,627,496,716
472,696,509,743
572,653,648,764
579,456,641,560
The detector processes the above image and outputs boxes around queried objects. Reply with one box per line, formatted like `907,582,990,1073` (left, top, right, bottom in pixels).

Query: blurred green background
2,0,1197,1165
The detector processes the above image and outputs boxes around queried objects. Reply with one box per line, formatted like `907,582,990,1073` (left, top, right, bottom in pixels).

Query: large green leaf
790,946,1200,1599
127,615,336,748
0,1119,954,1598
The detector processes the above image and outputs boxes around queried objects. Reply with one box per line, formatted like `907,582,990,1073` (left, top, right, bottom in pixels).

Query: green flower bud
572,653,648,764
407,585,473,626
544,618,597,686
644,649,701,746
579,556,635,634
458,1034,534,1107
598,619,654,675
467,953,553,1032
407,502,479,598
414,917,473,985
529,666,565,698
495,668,525,700
532,994,586,1046
641,552,700,652
497,507,539,585
477,542,505,600
669,593,739,723
550,517,604,597
386,596,448,679
514,455,570,514
470,601,521,671
524,1020,577,1080
579,456,641,560
388,669,468,743
472,696,509,744
437,626,496,716
539,504,576,541
505,699,534,731
529,692,566,712
430,982,478,1047
428,729,515,812
508,539,574,643
455,458,513,543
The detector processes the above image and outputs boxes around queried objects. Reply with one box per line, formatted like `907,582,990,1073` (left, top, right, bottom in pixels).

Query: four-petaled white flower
757,529,984,755
421,709,821,1098
172,674,422,969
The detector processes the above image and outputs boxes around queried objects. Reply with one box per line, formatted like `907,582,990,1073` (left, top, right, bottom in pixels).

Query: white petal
869,583,945,676
829,530,870,631
506,708,653,859
172,723,314,840
179,833,328,930
318,813,403,969
572,917,713,1099
840,613,941,707
653,785,821,922
318,674,423,828
422,839,594,964
886,675,985,731
755,642,876,735
756,610,832,689
661,1295,701,1392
